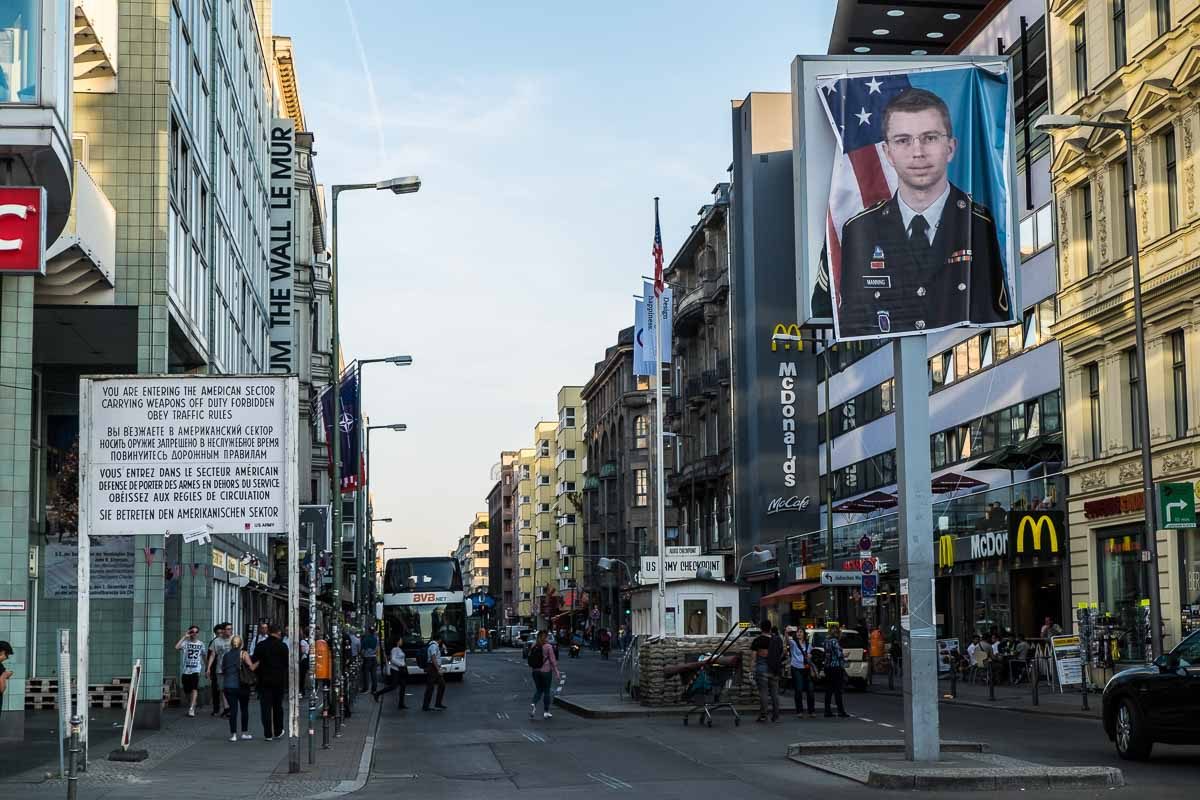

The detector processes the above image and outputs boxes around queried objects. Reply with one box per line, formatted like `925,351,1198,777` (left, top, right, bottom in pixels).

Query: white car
809,628,870,689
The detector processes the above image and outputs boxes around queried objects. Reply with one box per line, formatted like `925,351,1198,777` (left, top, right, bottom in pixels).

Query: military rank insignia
946,249,973,264
870,245,886,270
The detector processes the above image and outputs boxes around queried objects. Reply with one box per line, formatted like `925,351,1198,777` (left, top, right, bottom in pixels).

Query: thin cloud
341,0,387,163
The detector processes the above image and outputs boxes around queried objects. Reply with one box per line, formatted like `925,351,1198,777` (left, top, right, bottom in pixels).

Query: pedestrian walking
174,625,206,717
298,627,310,697
823,627,850,718
789,628,816,718
598,628,611,660
751,621,782,723
421,634,447,711
372,636,408,709
220,635,255,741
206,622,233,717
527,630,559,720
251,623,289,740
0,640,13,719
360,627,379,694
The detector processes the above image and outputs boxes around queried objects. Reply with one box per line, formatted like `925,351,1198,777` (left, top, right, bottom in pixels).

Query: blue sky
275,1,838,557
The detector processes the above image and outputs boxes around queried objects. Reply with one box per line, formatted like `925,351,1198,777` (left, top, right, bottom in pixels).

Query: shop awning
758,582,822,604
932,472,988,493
832,491,898,514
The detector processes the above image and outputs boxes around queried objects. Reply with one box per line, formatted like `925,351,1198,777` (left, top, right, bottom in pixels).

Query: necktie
909,214,930,246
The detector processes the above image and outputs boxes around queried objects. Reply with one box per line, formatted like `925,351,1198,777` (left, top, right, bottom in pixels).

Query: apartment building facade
514,447,535,619
1049,0,1200,652
486,451,517,621
665,184,734,556
555,387,586,616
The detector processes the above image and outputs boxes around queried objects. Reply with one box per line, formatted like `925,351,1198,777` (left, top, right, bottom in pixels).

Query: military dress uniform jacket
835,185,1009,339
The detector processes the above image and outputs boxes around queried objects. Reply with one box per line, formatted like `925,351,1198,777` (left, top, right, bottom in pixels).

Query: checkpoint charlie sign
81,375,296,535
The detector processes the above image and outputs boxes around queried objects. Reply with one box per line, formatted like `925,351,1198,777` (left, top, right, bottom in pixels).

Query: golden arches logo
1015,514,1059,555
771,323,804,352
937,535,955,569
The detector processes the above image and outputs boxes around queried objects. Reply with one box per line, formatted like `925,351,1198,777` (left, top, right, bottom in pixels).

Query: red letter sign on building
0,187,47,276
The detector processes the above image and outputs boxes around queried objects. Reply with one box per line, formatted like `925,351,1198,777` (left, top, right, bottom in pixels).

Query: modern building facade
1,2,333,733
782,0,1068,642
1048,0,1200,653
665,184,734,557
469,511,489,592
454,530,471,591
531,420,558,621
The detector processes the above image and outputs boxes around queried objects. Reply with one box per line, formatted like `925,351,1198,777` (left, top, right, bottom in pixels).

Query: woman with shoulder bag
371,636,408,709
220,635,255,741
789,628,816,718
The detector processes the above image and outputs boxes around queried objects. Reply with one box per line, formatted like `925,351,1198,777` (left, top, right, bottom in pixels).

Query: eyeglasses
887,132,949,150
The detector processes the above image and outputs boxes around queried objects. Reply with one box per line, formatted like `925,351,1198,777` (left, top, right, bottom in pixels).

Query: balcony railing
702,370,719,393
717,357,731,385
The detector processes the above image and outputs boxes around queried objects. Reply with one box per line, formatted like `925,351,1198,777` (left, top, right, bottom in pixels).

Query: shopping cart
682,660,741,727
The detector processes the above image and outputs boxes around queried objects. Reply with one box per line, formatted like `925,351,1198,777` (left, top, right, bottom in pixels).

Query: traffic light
624,608,630,615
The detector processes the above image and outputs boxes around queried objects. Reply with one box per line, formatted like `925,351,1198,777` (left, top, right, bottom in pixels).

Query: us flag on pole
652,199,664,297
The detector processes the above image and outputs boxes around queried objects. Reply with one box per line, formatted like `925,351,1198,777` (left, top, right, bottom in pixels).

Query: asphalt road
359,648,1199,799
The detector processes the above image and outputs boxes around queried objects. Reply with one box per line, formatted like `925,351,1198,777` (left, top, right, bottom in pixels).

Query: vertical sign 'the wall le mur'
269,118,296,373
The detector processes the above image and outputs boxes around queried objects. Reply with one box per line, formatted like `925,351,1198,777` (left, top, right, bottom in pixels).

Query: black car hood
1103,664,1158,693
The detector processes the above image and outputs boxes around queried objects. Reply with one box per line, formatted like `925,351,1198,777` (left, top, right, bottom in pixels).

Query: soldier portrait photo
810,65,1017,341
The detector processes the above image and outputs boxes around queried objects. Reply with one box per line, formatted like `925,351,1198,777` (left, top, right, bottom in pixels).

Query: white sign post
78,375,297,764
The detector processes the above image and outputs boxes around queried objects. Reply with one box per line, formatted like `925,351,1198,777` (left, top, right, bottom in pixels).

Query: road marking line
859,717,873,722
522,731,545,743
878,722,894,728
588,772,632,790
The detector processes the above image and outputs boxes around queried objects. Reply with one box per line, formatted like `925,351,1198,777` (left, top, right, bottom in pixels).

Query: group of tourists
750,621,849,722
174,621,298,742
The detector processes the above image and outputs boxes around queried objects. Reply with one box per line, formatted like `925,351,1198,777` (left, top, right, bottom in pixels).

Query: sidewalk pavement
0,694,379,800
869,673,1102,719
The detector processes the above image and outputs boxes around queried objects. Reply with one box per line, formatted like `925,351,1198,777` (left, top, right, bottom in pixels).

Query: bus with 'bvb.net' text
381,556,468,679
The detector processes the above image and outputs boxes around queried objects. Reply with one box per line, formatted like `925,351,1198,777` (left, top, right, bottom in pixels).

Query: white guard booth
629,578,741,637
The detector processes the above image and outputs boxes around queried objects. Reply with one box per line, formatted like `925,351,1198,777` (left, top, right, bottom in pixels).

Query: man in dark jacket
752,621,783,723
252,624,289,740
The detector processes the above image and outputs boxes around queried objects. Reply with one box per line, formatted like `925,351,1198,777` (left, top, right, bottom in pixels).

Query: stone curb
553,695,761,719
865,765,1125,790
869,687,1101,721
787,739,987,756
297,700,381,800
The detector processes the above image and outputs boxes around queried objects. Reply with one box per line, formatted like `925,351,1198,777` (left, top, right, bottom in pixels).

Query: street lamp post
362,418,408,625
329,176,420,733
1036,115,1162,659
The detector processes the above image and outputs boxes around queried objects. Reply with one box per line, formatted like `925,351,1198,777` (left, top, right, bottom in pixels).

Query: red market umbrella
932,472,988,494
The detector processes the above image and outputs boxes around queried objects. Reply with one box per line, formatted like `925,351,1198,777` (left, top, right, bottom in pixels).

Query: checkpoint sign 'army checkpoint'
82,375,295,536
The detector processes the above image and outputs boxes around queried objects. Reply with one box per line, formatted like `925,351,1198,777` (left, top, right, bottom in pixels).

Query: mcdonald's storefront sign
936,535,955,570
1008,511,1064,559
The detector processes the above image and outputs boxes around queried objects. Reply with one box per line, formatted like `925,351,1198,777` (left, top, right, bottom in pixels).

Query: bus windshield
385,603,467,653
384,558,463,594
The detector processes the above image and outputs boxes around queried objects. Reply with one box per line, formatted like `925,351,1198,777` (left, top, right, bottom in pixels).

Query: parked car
503,625,530,647
1102,629,1200,760
809,627,870,689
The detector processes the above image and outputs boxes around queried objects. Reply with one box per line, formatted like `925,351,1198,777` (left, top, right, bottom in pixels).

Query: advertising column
793,57,1020,761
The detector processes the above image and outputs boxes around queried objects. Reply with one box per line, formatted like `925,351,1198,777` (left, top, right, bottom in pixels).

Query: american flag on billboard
652,199,664,297
818,72,913,303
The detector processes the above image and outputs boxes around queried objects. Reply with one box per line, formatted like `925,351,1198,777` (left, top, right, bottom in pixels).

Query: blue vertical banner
658,285,673,364
633,298,651,376
319,365,362,493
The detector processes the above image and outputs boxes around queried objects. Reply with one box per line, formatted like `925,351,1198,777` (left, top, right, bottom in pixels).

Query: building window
1127,348,1141,450
539,440,550,457
561,406,576,428
1073,16,1088,98
1118,158,1132,260
1081,183,1095,275
1164,128,1180,234
634,416,648,449
1088,363,1102,459
1172,330,1188,439
1096,528,1150,662
1112,0,1127,70
634,468,649,507
1008,17,1049,174
1157,0,1172,37
538,475,550,486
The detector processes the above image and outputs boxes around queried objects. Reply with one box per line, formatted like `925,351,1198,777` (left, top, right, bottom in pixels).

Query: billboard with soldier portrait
793,58,1019,341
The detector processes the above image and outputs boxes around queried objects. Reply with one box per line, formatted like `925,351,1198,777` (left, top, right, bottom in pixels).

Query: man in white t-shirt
175,625,206,717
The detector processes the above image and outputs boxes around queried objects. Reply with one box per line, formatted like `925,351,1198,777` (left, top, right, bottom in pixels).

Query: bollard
1031,657,1039,706
67,714,81,800
887,657,894,691
1081,672,1089,712
321,684,331,750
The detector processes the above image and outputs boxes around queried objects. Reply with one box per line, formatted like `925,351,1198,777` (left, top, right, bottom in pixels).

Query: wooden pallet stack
23,677,181,710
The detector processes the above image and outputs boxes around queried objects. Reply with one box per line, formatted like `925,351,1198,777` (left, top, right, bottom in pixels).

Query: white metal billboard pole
894,336,939,761
76,378,92,768
653,201,667,638
286,377,301,773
